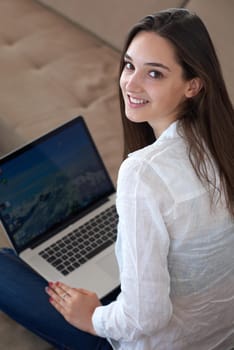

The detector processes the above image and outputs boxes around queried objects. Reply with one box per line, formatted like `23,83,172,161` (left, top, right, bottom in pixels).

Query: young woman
0,8,234,350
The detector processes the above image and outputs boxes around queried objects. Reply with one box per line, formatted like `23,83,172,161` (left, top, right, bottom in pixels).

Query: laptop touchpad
96,253,119,280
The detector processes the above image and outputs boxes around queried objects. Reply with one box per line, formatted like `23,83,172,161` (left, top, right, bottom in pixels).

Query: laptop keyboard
39,205,118,276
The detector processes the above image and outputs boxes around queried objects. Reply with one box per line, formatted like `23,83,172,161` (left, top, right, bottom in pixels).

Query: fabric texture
92,121,234,350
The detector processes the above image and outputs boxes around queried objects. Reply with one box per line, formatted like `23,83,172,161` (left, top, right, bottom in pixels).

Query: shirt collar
156,120,180,143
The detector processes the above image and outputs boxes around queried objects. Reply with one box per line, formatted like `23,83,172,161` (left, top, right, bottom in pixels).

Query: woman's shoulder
117,134,186,193
118,126,206,203
126,131,186,172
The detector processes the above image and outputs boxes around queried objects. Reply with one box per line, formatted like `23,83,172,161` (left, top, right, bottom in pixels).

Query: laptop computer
0,116,120,298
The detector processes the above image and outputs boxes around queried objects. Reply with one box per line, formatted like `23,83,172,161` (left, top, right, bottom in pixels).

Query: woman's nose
125,72,142,91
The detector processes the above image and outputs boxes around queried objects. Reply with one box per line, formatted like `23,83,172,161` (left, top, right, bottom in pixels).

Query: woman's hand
45,281,101,335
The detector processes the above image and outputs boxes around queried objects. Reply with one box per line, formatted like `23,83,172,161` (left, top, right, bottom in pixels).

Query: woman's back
120,121,234,349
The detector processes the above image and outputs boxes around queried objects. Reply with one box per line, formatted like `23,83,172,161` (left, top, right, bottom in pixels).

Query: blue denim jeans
0,248,120,349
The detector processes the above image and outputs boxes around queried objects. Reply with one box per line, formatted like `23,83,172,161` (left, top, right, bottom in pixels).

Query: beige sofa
39,0,234,98
0,0,233,348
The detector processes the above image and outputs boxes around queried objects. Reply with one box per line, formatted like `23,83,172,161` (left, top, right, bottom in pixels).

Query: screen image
0,118,114,251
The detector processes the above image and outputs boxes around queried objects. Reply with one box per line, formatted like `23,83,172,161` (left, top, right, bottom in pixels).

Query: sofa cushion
0,0,122,185
39,0,185,50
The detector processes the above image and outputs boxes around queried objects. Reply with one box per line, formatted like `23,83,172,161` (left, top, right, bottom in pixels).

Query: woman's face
120,31,192,137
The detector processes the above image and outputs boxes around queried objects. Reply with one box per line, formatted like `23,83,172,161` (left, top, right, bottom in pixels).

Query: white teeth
129,96,147,104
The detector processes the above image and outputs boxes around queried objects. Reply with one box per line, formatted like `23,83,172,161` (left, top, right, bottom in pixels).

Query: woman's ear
185,77,203,98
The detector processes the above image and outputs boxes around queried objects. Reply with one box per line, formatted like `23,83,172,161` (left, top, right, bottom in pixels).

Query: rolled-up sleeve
92,157,173,342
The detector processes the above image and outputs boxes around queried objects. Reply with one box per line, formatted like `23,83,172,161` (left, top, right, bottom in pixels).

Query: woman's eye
124,61,134,71
149,70,163,79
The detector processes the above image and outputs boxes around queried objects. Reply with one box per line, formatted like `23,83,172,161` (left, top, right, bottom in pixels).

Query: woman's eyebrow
145,62,171,72
124,53,171,72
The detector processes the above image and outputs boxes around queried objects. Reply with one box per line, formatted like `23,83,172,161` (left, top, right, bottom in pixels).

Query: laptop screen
0,116,115,252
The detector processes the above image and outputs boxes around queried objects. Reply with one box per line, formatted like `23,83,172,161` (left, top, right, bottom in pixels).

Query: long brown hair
119,8,234,216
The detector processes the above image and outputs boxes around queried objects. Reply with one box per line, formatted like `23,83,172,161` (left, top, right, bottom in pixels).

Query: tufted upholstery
38,0,184,50
0,0,122,184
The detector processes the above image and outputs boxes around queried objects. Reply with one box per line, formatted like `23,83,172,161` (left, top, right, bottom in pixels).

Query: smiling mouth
128,95,149,105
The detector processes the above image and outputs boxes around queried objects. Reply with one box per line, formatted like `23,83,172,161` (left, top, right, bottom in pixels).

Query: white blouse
92,121,234,350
